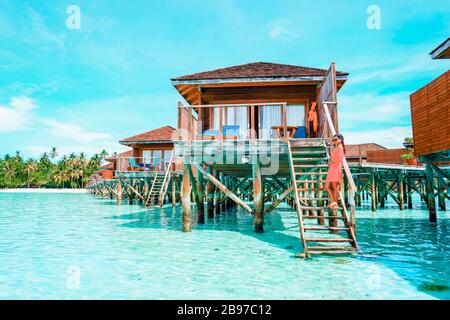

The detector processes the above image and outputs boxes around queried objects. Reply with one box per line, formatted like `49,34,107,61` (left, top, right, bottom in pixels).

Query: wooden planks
410,70,450,157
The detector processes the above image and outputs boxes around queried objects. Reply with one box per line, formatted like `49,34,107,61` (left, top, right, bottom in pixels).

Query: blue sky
0,0,449,158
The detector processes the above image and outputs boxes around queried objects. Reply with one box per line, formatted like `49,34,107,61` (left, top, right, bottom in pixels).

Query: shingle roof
346,143,386,158
106,150,133,162
120,126,176,144
172,62,348,81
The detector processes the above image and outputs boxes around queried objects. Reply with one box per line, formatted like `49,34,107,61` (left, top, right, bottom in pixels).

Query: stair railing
322,102,358,235
159,155,174,207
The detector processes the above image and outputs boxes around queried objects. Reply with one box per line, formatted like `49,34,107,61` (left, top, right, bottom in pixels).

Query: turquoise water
0,192,448,299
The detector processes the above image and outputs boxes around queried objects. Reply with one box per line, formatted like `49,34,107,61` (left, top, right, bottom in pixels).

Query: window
260,105,281,139
286,104,305,127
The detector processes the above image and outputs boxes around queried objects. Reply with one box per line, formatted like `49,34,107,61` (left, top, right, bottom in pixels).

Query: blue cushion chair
293,126,307,138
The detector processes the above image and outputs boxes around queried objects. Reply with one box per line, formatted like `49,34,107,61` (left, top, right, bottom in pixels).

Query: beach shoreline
0,188,87,194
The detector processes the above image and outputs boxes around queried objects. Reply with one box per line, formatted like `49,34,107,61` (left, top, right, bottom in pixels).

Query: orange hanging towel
308,102,318,133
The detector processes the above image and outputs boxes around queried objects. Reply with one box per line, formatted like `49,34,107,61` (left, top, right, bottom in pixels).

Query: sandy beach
0,188,87,193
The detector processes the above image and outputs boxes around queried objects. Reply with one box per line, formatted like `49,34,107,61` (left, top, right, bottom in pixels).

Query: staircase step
291,151,326,155
307,246,355,251
301,197,329,201
296,180,326,183
296,172,328,175
293,164,329,168
308,249,356,254
305,238,354,243
292,157,328,161
301,206,343,210
304,226,350,231
302,215,345,219
298,188,324,192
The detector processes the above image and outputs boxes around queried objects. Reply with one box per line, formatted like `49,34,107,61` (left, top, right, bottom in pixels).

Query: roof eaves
430,37,450,59
172,75,348,86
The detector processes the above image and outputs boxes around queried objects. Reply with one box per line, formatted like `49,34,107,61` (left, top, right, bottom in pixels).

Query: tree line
0,147,109,189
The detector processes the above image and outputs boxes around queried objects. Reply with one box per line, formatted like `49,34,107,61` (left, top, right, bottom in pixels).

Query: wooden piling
197,166,205,223
407,176,413,209
117,179,122,205
181,164,192,232
438,179,446,211
214,170,221,216
206,166,214,218
398,174,404,210
425,163,437,222
252,159,264,233
371,172,377,212
171,180,177,206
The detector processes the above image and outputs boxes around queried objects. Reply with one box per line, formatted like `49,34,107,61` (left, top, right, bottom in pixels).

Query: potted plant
401,148,418,165
403,137,414,149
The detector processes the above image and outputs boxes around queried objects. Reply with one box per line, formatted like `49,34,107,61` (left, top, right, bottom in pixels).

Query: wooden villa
409,38,450,221
172,62,360,256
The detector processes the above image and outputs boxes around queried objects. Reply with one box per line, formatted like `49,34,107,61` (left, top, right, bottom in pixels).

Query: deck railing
177,102,293,143
116,156,167,173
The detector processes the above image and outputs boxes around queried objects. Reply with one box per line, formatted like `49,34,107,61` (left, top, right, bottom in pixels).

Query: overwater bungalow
172,62,359,256
409,38,450,220
345,143,387,164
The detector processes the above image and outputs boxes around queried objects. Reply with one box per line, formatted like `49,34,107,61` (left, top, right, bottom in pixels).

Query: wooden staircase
288,139,358,257
145,172,165,207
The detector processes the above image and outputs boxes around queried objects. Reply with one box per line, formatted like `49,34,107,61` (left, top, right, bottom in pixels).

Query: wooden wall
410,70,450,157
366,149,406,164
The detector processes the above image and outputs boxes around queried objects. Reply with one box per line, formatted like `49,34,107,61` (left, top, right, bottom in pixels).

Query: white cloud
339,92,411,127
345,126,412,148
349,54,444,84
267,19,301,41
0,96,37,132
42,119,112,143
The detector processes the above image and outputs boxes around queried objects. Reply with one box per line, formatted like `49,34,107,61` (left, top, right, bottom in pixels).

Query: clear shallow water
0,192,448,300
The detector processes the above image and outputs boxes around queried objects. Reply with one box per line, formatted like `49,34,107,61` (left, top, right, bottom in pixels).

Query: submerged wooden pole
171,179,177,206
425,162,437,222
206,166,214,218
438,179,446,211
181,164,192,232
117,179,123,205
398,174,404,210
214,170,221,216
252,159,264,233
371,172,377,212
197,167,205,223
407,176,413,209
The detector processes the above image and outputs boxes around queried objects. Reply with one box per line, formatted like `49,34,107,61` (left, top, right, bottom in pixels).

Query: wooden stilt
206,166,214,218
371,172,377,212
171,180,177,206
425,162,437,222
398,174,404,210
407,176,413,209
438,179,446,211
197,166,205,223
252,159,264,233
181,164,192,232
117,178,122,205
214,170,221,215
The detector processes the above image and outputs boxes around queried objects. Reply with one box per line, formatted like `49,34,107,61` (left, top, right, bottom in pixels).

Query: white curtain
286,104,305,127
164,150,172,164
213,106,248,138
260,105,281,139
142,150,152,164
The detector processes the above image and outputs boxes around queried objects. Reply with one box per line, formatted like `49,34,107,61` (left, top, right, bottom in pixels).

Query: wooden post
252,158,264,233
181,164,191,232
214,170,221,215
398,174,404,210
407,176,413,209
206,166,214,218
117,179,122,205
171,179,177,206
438,179,446,211
379,177,385,208
425,162,437,223
221,174,226,211
328,208,339,232
197,167,205,223
371,172,377,212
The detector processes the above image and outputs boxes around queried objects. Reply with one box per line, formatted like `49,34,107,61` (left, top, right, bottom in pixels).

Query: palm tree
99,149,109,160
50,147,58,160
24,160,37,188
3,161,16,181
